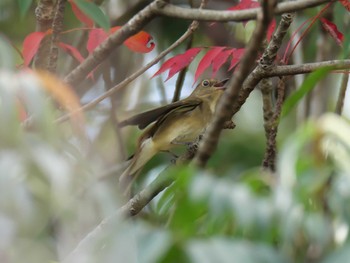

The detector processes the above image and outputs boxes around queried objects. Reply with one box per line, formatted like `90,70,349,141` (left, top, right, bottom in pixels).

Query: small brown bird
119,78,229,183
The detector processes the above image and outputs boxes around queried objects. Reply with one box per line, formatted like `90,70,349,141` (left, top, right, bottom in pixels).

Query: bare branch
335,71,349,115
264,60,350,77
154,0,328,22
194,0,277,167
34,0,55,69
47,0,66,73
260,78,275,170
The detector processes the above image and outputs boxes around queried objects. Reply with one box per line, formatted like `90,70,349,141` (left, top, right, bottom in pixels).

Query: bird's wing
119,98,202,129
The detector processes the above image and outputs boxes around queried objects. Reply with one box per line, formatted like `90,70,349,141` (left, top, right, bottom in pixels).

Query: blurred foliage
1,1,350,263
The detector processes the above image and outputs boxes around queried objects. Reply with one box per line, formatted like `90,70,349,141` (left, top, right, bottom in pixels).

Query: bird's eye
202,80,210,87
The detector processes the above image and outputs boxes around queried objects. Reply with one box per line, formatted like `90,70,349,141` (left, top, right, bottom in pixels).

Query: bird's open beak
214,78,230,90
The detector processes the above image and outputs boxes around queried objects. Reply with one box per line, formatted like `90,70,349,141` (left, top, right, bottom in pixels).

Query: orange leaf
124,31,155,53
22,31,46,66
111,26,155,53
86,26,155,54
68,0,94,27
34,70,85,131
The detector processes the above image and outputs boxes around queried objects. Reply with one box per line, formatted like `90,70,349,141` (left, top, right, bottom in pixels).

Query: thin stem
335,71,349,115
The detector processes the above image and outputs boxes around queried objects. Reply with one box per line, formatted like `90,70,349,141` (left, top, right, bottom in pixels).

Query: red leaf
228,0,260,26
212,49,233,77
229,48,245,70
320,18,344,46
267,19,276,42
86,28,108,54
59,42,96,80
68,0,94,27
152,47,202,80
227,0,260,26
194,47,225,83
339,0,350,12
58,42,85,63
228,0,260,11
22,31,47,66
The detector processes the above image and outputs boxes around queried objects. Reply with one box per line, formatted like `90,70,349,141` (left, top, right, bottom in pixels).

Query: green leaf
17,0,33,18
342,32,350,58
186,238,287,263
281,66,333,118
321,243,350,263
74,0,110,31
0,36,15,69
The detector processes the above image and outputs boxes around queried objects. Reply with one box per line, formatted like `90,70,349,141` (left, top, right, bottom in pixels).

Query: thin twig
260,78,274,170
172,0,195,102
172,35,194,102
335,71,349,115
262,60,350,77
262,77,286,171
154,0,328,22
103,62,127,160
230,13,294,119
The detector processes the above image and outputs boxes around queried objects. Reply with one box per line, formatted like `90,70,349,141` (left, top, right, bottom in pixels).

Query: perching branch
262,77,287,172
262,60,350,77
259,13,295,172
194,0,277,167
335,71,349,115
260,78,275,170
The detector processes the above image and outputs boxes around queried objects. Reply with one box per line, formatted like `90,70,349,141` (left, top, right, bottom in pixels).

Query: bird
119,78,229,185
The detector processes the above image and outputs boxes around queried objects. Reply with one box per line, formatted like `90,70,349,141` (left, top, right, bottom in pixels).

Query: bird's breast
152,109,209,151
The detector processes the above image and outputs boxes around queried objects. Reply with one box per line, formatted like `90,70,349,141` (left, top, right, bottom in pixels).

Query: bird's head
191,78,229,98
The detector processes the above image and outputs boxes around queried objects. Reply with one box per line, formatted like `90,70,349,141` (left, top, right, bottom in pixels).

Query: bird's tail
119,138,156,192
